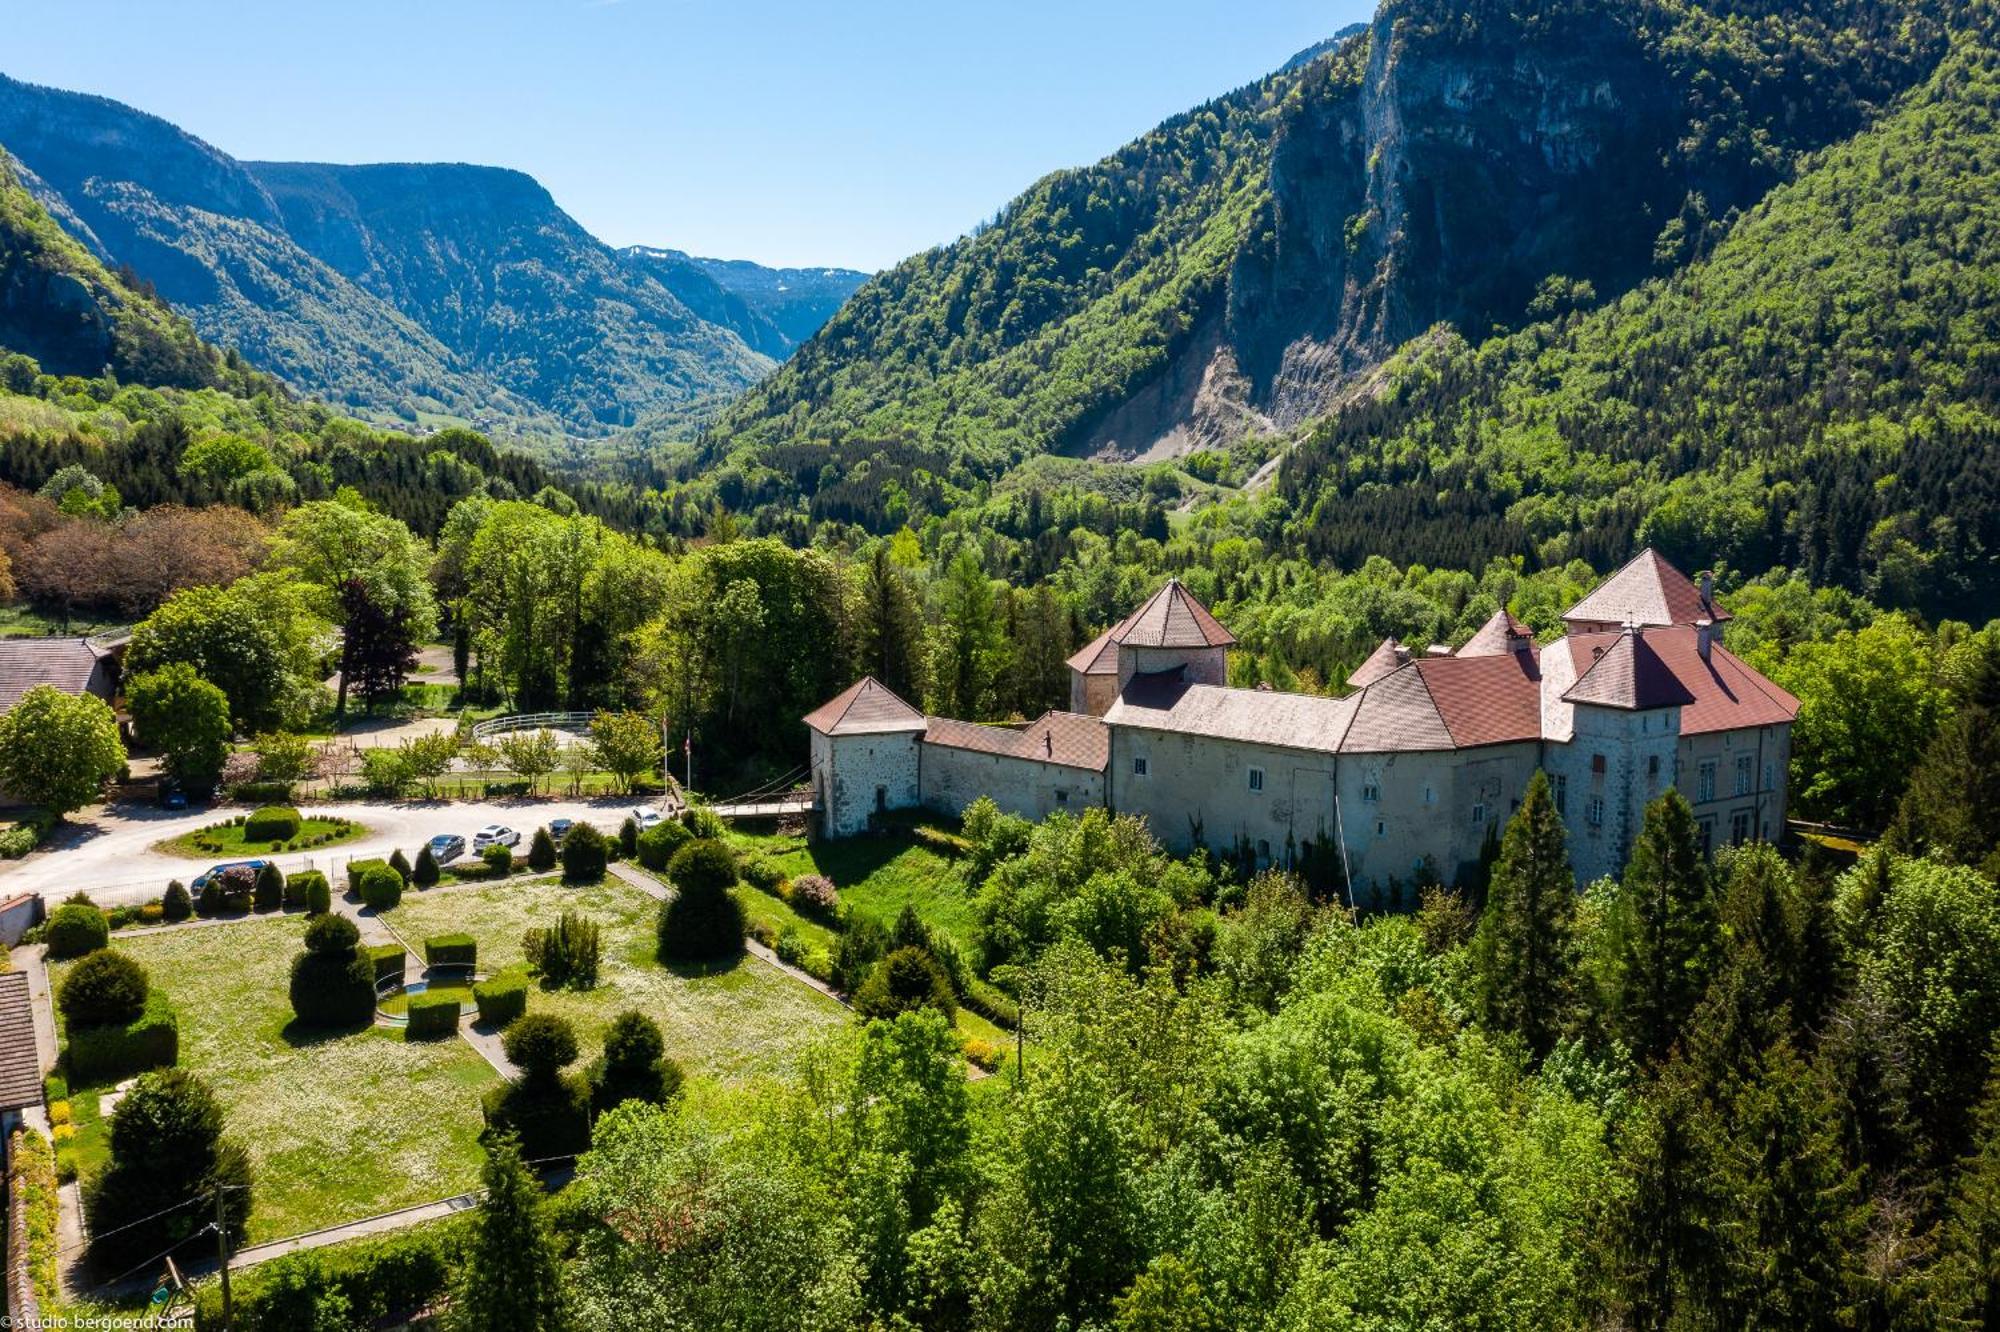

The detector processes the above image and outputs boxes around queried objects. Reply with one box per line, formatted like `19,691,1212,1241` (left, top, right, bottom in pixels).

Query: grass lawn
384,878,851,1083
155,815,369,859
54,918,499,1242
731,826,981,951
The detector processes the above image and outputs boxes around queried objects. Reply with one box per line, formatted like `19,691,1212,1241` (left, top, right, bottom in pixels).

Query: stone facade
922,744,1103,823
810,725,922,840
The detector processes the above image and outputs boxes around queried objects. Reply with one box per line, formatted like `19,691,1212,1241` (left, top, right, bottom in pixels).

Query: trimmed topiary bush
290,917,374,1028
487,1012,589,1154
284,869,327,911
618,817,640,859
58,950,148,1027
560,823,607,882
424,934,476,969
369,944,405,986
405,992,461,1040
413,844,441,887
473,972,528,1028
253,862,284,913
46,902,109,959
635,819,690,870
345,858,389,896
388,849,413,883
502,1012,578,1078
481,844,513,877
527,827,557,873
657,839,745,962
305,874,332,916
587,1010,683,1114
305,913,360,955
67,990,177,1084
359,864,404,911
243,805,302,843
161,880,192,923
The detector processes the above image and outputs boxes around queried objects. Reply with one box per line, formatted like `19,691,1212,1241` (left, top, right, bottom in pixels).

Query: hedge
45,902,109,959
369,944,406,986
227,780,296,806
405,992,461,1040
0,812,53,859
358,864,404,911
243,805,303,843
423,934,476,969
473,972,529,1028
284,869,327,911
192,1213,473,1331
964,977,1021,1029
345,858,390,896
58,950,148,1027
67,989,178,1084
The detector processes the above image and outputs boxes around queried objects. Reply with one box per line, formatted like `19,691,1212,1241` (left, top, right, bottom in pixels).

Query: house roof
1106,675,1360,754
1456,608,1534,658
1563,548,1730,628
1347,637,1408,688
923,711,1109,771
1065,629,1120,676
0,638,115,715
1562,629,1697,711
1414,651,1545,748
803,676,926,736
0,971,41,1112
1110,579,1237,650
1562,627,1797,733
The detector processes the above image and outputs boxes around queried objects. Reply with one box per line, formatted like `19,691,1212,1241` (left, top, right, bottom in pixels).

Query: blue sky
4,0,1371,271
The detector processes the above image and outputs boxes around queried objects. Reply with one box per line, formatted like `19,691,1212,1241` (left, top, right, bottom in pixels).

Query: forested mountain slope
699,0,1958,495
0,75,783,439
623,247,870,358
1275,8,2000,619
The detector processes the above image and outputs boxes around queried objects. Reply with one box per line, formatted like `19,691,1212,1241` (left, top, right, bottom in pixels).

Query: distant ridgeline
666,0,1997,618
0,74,864,444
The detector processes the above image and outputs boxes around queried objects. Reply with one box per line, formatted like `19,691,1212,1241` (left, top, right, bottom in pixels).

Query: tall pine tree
450,1132,569,1332
858,541,927,704
1471,770,1575,1058
1613,789,1718,1066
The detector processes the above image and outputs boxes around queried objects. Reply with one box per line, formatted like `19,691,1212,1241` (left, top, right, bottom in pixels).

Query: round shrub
242,805,302,843
502,1013,579,1081
588,1010,683,1114
618,817,640,860
46,902,109,959
790,873,838,916
304,874,332,916
161,880,192,923
303,913,360,956
657,839,745,962
59,950,149,1028
527,827,558,873
483,1071,591,1160
854,947,956,1023
561,823,608,882
482,844,513,877
253,862,284,913
358,864,403,911
741,857,785,895
636,819,691,870
288,950,375,1027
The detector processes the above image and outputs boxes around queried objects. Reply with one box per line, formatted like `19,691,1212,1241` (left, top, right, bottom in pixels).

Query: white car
472,824,521,851
630,805,664,830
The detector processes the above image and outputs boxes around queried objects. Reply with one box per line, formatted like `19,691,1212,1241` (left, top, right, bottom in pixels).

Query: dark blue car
191,858,271,891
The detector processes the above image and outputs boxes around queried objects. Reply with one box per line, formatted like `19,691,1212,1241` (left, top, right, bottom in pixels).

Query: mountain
697,0,1959,488
624,247,869,355
0,75,794,439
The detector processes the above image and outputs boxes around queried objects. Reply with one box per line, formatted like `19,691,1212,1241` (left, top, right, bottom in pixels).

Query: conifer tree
413,842,441,887
450,1132,569,1332
1928,1047,2000,1325
859,540,927,704
1471,770,1575,1057
1613,789,1718,1066
528,826,558,873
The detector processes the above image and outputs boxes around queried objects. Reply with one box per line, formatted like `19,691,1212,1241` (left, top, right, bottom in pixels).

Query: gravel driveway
0,796,654,908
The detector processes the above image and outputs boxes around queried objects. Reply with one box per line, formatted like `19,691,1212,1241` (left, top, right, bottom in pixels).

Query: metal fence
470,711,594,740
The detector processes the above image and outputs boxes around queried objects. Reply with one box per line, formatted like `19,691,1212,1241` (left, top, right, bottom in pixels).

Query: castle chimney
1695,617,1714,663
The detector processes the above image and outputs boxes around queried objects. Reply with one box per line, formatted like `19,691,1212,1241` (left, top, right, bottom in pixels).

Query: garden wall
0,894,42,947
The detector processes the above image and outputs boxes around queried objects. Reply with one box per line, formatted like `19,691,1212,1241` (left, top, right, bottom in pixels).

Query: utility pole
213,1188,234,1329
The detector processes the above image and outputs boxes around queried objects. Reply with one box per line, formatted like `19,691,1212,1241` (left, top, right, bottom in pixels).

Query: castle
804,550,1799,898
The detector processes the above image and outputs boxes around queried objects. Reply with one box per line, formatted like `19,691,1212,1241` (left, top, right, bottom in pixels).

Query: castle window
1648,754,1660,778
1055,789,1069,806
1735,755,1753,796
1132,756,1149,777
1376,820,1386,837
1553,774,1567,814
1591,753,1607,775
1698,761,1717,802
1588,795,1605,828
1257,839,1271,864
1731,809,1754,845
1424,786,1435,804
1247,767,1265,793
1764,761,1774,791
1471,801,1486,825
1362,776,1381,802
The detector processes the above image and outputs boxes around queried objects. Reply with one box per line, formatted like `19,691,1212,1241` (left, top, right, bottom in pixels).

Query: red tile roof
1456,607,1534,658
803,676,926,735
1563,548,1730,628
923,711,1109,771
1415,651,1545,747
1562,630,1697,711
1561,627,1797,733
1347,637,1408,688
1340,662,1457,752
1110,579,1237,649
1065,628,1119,676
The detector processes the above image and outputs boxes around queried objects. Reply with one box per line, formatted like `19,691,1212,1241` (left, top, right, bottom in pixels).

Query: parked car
630,805,664,830
472,824,521,852
547,818,575,844
192,859,270,891
427,833,467,864
158,781,188,810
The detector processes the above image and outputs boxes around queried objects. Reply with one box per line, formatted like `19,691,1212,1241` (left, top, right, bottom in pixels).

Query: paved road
0,795,653,907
